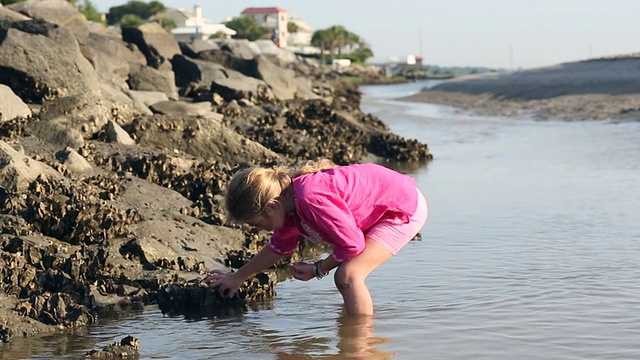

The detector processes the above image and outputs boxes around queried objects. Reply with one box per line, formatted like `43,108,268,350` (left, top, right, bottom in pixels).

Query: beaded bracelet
313,260,328,280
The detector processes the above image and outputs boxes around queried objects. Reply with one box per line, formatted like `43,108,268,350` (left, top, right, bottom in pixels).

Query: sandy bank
400,56,640,121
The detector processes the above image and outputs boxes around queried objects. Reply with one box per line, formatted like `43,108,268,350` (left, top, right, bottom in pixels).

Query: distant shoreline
398,57,640,121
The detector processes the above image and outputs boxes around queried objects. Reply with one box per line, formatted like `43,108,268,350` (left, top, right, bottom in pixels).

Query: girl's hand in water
205,270,244,298
290,262,315,281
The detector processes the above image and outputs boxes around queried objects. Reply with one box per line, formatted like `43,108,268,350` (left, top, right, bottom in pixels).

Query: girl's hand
290,262,315,281
204,269,244,298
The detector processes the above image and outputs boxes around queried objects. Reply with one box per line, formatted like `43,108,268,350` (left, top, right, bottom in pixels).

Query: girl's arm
318,255,339,275
235,245,283,280
290,254,341,281
207,245,283,298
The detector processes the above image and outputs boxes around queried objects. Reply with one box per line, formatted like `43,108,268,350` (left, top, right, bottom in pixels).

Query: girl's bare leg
333,238,393,315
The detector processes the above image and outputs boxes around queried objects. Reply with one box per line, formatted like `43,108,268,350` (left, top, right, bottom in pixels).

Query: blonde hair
225,159,337,222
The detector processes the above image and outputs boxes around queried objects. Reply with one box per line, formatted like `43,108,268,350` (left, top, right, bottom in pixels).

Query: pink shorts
365,188,428,255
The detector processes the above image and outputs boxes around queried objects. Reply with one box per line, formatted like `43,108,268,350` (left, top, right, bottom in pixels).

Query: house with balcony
286,17,318,54
154,5,236,42
240,7,288,47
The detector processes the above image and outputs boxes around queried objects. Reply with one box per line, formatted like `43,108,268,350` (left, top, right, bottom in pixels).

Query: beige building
240,7,288,47
287,18,313,47
155,5,236,42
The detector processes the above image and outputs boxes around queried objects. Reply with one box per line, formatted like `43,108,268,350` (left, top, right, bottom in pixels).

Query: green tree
312,25,373,64
209,31,228,40
119,13,145,27
156,17,176,31
79,0,104,24
287,22,299,33
350,47,374,63
327,25,349,56
311,29,332,64
224,16,271,41
106,0,165,25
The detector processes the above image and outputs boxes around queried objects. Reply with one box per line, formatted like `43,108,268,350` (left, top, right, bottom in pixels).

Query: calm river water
5,81,640,360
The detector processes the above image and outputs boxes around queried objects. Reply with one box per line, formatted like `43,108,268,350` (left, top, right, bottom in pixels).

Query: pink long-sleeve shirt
268,163,419,262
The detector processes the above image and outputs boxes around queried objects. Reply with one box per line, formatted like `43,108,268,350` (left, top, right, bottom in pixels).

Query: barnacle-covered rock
85,335,140,358
157,271,277,317
0,324,13,343
14,292,97,327
1,176,140,245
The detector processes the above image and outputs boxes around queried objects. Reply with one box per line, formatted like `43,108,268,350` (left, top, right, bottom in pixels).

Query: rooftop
241,7,286,15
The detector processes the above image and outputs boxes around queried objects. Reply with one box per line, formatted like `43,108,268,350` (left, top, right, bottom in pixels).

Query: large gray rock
254,39,298,64
127,90,168,111
0,140,62,192
121,22,181,72
212,76,274,103
127,63,179,100
148,101,224,122
105,120,136,145
26,120,85,149
129,114,281,164
0,5,31,21
178,38,220,58
211,39,261,60
252,56,298,100
79,32,146,90
7,0,90,40
97,82,151,123
196,50,312,101
0,19,98,103
55,146,93,174
171,55,275,102
171,55,228,88
38,92,114,138
0,85,32,121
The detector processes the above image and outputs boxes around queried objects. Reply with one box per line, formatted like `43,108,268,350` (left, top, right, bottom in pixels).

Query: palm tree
327,25,349,56
311,29,332,64
224,16,271,41
312,26,374,64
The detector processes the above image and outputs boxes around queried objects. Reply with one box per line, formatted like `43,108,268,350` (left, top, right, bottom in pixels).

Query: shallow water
5,81,640,359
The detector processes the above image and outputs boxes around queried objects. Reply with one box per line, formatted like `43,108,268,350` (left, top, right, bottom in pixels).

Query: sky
96,0,640,69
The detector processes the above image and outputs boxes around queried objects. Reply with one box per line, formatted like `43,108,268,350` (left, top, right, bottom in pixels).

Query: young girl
205,159,428,315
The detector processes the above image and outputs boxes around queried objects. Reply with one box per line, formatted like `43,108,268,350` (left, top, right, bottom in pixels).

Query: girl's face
246,200,285,231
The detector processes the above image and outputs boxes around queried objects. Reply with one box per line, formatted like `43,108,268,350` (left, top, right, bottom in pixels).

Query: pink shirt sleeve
268,214,299,256
298,194,366,263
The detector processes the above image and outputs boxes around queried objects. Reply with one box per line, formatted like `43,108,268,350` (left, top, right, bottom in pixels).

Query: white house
287,18,313,46
286,17,319,55
240,7,287,47
155,5,236,42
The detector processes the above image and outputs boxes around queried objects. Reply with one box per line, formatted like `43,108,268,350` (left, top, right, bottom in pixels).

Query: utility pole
509,45,514,70
419,28,423,59
419,28,424,74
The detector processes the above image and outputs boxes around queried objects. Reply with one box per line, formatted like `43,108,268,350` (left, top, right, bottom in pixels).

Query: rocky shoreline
0,0,432,349
401,56,640,122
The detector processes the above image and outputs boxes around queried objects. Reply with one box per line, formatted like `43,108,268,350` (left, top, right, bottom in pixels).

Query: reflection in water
276,314,394,360
0,303,147,360
334,315,393,359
